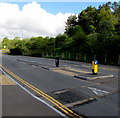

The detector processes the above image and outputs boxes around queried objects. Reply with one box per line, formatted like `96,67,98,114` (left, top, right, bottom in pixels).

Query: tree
78,6,97,34
65,15,77,37
96,3,117,25
55,34,67,48
111,2,120,34
72,25,87,53
2,37,9,49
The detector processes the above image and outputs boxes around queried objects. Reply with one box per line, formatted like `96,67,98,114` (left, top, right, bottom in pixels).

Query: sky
0,1,119,39
18,2,106,14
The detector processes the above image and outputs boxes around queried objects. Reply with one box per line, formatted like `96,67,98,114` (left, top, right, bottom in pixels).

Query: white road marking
30,61,36,62
48,64,52,65
20,62,27,64
62,65,68,67
19,59,28,62
31,65,37,67
88,87,109,96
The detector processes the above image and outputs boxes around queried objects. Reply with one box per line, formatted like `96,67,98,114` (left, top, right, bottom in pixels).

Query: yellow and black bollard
92,60,98,75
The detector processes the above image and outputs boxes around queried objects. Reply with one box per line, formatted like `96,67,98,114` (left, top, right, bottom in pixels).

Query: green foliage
78,6,97,34
72,26,88,53
2,37,9,49
65,15,77,37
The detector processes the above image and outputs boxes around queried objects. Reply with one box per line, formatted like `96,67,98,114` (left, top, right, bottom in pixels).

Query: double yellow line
0,64,83,118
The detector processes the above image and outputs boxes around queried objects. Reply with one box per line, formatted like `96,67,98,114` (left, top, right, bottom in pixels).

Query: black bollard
55,57,59,67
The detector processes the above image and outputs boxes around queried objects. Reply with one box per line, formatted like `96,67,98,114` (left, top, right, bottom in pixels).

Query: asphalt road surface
1,54,119,117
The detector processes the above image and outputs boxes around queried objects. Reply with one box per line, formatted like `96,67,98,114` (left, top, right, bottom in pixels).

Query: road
1,54,119,117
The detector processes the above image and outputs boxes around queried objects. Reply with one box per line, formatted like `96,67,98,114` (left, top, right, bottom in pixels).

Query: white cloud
0,2,72,39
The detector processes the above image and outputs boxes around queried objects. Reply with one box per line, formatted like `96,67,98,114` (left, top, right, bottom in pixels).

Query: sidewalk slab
2,85,61,117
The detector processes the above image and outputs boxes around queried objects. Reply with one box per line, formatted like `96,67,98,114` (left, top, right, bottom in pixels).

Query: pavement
0,71,63,117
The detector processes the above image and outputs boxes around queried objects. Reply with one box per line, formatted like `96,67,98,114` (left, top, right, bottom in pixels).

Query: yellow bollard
92,61,94,73
92,60,98,74
94,64,98,74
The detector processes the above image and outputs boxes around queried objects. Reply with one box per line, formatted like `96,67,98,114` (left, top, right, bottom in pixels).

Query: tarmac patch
49,89,91,105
